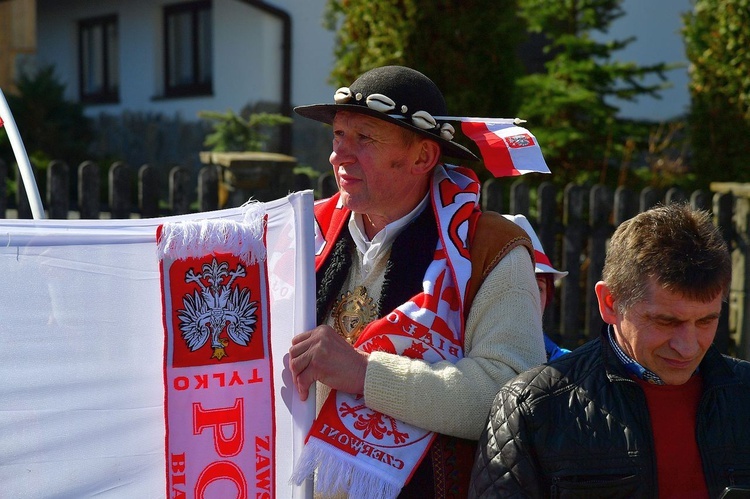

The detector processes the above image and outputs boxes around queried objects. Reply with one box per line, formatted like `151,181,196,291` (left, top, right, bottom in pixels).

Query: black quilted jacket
469,327,750,499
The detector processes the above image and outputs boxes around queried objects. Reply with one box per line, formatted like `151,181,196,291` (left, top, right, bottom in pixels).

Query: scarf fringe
290,439,401,499
157,201,266,264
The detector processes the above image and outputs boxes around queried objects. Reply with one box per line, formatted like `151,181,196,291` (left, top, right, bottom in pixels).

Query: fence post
0,159,6,218
318,171,337,199
109,161,131,219
560,183,586,347
16,163,34,219
613,186,637,225
726,193,750,360
169,166,192,216
536,181,561,337
198,165,219,212
714,191,737,357
78,161,101,219
586,185,613,340
481,178,504,213
47,160,69,219
139,165,160,218
536,182,558,264
293,172,313,193
665,186,687,205
509,179,529,216
639,186,661,212
690,189,712,212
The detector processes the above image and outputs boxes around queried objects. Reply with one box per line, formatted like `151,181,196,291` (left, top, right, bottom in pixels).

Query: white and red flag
459,119,550,177
0,195,316,498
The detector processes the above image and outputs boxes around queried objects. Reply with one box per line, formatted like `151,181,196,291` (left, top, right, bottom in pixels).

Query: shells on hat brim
325,82,468,151
440,123,455,141
411,110,437,130
365,93,396,113
334,87,353,104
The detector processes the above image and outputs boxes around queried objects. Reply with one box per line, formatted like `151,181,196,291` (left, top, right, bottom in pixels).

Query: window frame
78,14,119,104
163,0,213,98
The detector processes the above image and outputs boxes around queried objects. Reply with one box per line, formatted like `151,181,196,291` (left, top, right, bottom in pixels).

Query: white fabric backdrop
0,192,315,498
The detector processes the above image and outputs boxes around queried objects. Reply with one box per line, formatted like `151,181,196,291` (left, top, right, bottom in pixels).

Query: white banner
0,192,315,498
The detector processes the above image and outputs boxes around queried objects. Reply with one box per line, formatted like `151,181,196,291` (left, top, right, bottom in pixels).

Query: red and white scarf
157,205,278,498
291,164,480,498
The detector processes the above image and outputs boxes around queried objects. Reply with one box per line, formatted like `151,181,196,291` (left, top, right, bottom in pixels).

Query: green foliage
293,164,320,181
0,65,93,169
324,0,420,85
516,0,675,188
625,121,696,190
321,0,690,192
198,109,292,152
403,0,526,118
323,0,526,118
682,0,750,185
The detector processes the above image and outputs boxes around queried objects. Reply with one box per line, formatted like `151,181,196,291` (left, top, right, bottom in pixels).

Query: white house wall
36,0,337,120
215,1,281,109
599,0,692,122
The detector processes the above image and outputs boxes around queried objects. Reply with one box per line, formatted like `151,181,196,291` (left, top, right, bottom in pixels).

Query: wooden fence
3,159,749,360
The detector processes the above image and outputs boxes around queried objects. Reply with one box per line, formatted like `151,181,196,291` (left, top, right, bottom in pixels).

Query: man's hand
288,325,369,401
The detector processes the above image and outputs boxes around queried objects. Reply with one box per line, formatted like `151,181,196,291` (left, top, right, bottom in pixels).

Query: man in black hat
288,65,545,498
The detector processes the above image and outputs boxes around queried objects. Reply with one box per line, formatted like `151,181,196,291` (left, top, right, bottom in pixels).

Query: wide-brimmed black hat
294,65,478,161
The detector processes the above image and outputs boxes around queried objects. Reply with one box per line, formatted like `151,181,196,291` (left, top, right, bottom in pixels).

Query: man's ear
413,139,441,175
595,281,618,324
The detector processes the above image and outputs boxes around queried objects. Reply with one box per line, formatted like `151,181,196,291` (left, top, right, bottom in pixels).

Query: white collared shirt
348,195,429,274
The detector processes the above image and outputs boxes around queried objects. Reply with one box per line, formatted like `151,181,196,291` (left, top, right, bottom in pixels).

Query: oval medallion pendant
332,285,377,344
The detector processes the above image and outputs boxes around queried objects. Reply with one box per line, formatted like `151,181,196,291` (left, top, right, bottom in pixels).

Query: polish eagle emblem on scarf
177,257,258,360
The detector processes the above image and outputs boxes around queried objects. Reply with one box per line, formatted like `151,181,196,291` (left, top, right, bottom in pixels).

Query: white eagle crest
177,257,258,360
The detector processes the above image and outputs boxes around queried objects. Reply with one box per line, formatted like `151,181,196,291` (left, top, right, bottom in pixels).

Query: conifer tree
516,0,672,186
323,0,526,120
682,0,750,185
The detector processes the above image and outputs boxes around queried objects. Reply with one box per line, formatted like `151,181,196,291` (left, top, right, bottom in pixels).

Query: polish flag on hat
461,120,550,178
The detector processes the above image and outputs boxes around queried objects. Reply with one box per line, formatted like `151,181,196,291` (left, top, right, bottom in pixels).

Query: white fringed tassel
290,439,401,499
157,201,267,264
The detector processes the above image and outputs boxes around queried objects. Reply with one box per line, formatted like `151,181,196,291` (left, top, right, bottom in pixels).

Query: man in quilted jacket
469,203,750,498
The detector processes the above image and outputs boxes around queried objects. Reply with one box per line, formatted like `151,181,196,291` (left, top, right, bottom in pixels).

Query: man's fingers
295,376,309,401
288,325,353,398
290,329,310,346
293,369,312,401
288,344,309,377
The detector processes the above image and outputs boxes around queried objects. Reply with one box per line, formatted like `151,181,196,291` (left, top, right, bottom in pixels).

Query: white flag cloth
460,121,550,177
0,192,315,499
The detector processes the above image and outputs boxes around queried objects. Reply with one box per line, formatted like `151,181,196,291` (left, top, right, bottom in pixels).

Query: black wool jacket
469,326,750,499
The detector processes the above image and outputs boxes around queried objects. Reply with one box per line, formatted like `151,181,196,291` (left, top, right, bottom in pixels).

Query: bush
0,65,93,202
0,65,92,168
198,108,292,152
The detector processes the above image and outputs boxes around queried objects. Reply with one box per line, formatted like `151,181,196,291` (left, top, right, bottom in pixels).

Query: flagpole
0,87,45,219
386,115,528,126
432,116,527,125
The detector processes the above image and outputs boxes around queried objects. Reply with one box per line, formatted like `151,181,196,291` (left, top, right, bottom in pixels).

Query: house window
78,15,119,104
163,0,212,98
